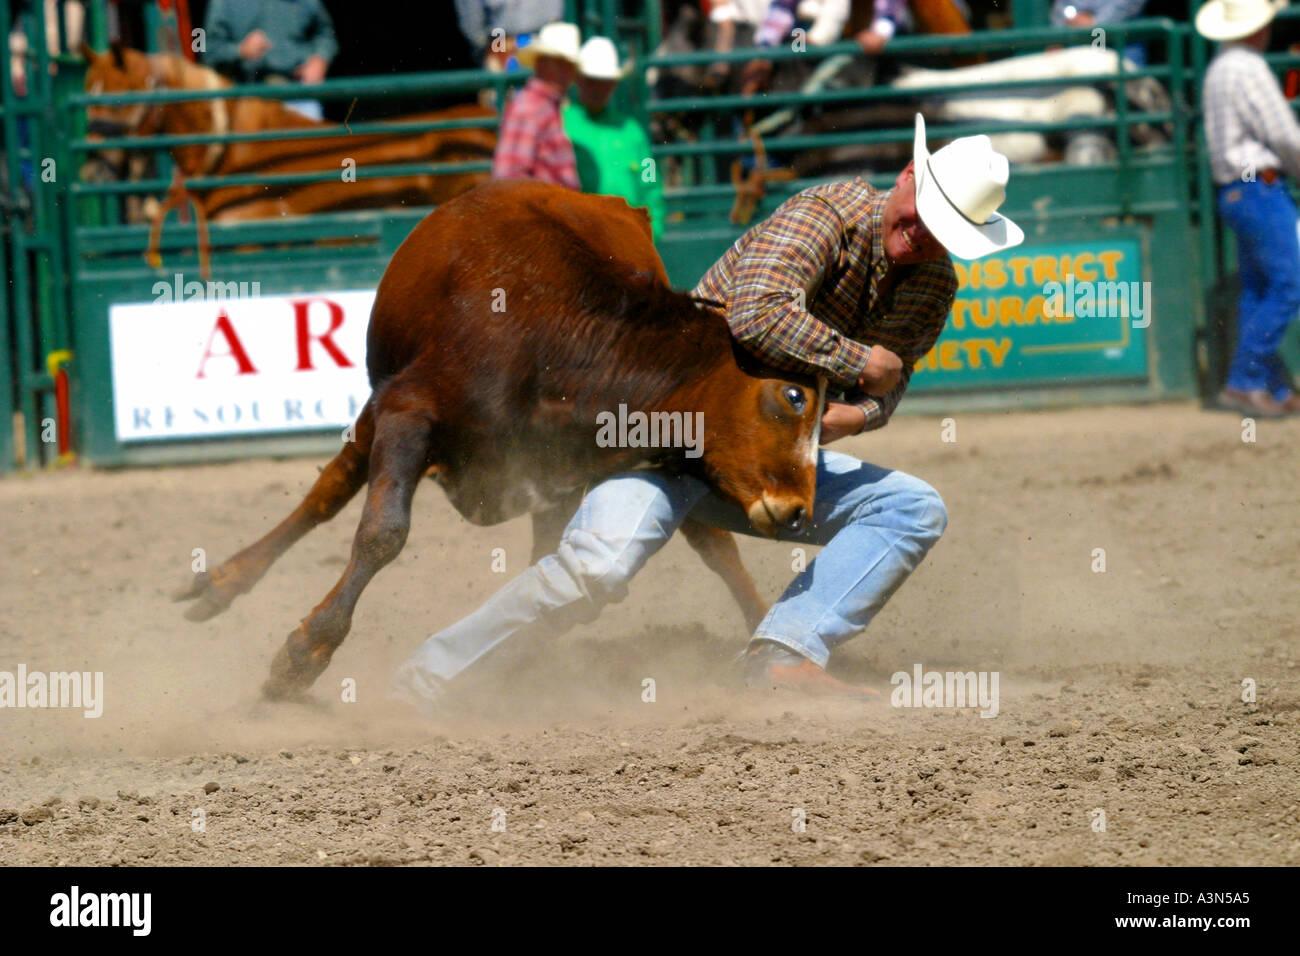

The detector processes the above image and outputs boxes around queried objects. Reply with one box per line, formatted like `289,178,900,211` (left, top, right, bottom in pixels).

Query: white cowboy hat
912,113,1024,261
1195,0,1286,41
517,22,582,68
577,36,631,80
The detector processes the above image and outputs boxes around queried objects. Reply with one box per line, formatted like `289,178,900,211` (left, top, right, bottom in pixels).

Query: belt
1260,168,1282,185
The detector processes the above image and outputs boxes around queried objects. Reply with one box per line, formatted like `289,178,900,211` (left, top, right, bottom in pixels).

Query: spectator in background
204,0,337,120
852,0,972,56
738,0,853,93
492,21,581,189
1051,0,1149,66
8,0,85,187
707,0,770,91
563,37,665,240
713,0,849,53
455,0,565,72
741,0,971,93
1200,0,1300,418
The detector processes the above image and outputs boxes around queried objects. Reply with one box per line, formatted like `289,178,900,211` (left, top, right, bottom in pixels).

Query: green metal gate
0,0,82,470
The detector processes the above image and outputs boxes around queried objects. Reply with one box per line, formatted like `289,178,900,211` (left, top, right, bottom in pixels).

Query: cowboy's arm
723,194,872,389
845,262,957,431
492,98,541,179
545,116,581,191
1241,54,1300,181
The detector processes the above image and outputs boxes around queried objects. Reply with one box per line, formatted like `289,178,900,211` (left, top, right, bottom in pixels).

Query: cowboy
392,114,1023,706
562,37,665,240
491,21,582,189
1200,0,1300,417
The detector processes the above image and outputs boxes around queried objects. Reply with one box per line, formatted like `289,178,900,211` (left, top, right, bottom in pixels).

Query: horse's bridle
85,57,230,176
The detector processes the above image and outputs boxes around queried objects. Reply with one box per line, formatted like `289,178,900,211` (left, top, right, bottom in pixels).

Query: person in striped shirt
491,22,582,189
394,114,1023,706
1199,0,1300,417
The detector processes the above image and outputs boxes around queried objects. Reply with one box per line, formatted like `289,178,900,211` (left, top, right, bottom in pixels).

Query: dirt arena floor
2,401,1298,866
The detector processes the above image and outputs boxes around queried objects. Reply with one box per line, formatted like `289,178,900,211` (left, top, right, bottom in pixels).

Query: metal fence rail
643,18,1189,224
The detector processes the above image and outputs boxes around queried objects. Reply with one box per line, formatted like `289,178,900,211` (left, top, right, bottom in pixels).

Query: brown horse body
176,181,824,699
82,46,494,223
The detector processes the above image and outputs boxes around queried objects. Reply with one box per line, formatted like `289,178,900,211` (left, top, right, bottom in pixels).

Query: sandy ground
2,401,1298,866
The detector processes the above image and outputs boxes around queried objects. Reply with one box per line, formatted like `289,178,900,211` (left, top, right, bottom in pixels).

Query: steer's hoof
171,570,212,601
262,642,327,701
173,571,238,622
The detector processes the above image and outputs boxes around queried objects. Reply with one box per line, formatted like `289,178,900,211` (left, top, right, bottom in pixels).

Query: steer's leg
532,493,767,632
262,408,433,700
173,400,376,621
680,518,769,633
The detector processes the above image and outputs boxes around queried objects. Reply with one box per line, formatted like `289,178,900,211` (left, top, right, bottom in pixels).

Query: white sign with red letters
108,290,375,442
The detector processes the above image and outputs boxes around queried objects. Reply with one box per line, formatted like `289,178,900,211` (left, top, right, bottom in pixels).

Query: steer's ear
80,42,100,64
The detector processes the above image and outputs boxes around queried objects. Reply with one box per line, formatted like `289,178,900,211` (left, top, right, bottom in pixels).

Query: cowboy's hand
739,58,773,95
858,345,903,396
239,30,272,60
820,402,867,443
295,55,328,84
854,29,888,56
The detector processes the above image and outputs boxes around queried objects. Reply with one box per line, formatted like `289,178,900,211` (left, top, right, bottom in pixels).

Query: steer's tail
172,400,376,621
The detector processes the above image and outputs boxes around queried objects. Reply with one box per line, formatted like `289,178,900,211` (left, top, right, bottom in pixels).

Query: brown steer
175,180,824,699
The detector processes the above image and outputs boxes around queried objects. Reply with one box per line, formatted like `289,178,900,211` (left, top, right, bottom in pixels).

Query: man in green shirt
562,37,665,241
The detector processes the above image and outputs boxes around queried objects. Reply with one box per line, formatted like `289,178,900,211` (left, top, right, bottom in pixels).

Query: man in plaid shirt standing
1199,0,1300,417
491,22,582,189
394,114,1023,704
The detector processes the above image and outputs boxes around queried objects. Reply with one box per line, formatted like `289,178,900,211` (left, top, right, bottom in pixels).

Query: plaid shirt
694,179,957,431
1204,45,1300,186
492,76,580,189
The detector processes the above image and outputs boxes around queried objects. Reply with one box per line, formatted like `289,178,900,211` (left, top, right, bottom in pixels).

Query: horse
79,44,495,224
173,180,826,700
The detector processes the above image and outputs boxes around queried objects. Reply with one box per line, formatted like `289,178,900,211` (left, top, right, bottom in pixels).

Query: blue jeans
1218,178,1300,399
395,449,947,698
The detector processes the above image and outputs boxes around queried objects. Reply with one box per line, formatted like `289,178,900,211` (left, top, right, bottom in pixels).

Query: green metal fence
1,1,81,469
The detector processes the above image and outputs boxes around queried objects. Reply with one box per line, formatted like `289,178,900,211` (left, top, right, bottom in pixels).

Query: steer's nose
786,506,807,534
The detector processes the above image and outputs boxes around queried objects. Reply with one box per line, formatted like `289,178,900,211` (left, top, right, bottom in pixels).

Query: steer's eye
783,386,806,413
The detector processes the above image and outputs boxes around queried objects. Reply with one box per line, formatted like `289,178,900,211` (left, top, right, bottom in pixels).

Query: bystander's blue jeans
1218,177,1300,400
393,449,947,704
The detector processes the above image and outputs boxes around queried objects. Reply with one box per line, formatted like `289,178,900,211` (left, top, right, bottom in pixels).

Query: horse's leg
173,400,375,621
679,518,769,633
529,488,585,565
262,407,433,700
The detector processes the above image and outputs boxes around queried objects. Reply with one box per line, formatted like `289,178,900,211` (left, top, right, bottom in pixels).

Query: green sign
909,237,1150,391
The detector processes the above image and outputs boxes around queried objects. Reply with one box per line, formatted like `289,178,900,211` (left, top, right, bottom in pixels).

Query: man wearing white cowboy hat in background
1199,0,1300,417
562,37,665,240
393,114,1024,705
491,21,582,190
